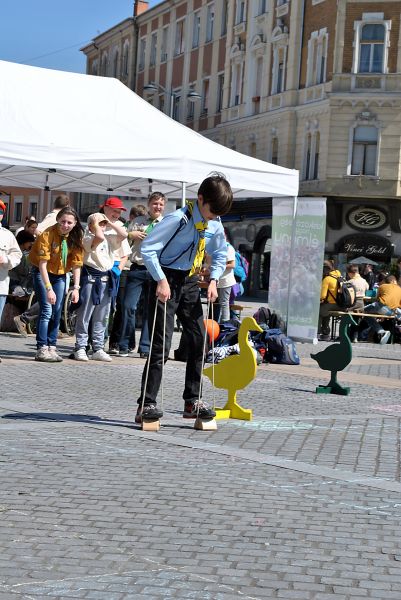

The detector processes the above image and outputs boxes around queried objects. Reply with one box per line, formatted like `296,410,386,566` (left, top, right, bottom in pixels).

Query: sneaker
108,345,119,355
118,350,129,357
48,346,63,362
14,315,28,337
318,334,330,341
74,348,89,362
128,348,136,355
139,352,149,359
35,347,57,362
183,399,216,419
92,349,113,362
378,330,391,345
135,403,163,423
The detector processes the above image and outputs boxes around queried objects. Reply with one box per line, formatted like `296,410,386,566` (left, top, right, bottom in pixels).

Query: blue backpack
234,251,249,283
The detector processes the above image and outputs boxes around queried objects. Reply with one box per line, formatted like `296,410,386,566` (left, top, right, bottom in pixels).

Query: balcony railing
332,73,401,93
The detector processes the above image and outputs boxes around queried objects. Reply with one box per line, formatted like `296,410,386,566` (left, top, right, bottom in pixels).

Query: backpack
253,307,272,327
265,332,300,365
234,251,249,283
253,307,286,331
330,275,356,309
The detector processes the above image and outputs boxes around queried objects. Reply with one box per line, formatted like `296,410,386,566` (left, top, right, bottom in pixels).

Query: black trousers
138,270,205,406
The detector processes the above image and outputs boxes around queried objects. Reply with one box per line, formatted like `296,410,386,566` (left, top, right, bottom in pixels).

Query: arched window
101,52,108,76
139,38,146,70
122,41,129,78
235,0,246,24
306,29,327,86
112,50,119,78
352,18,391,75
271,27,288,94
313,132,320,179
271,137,278,165
303,128,320,180
304,133,312,180
359,24,385,73
91,59,98,76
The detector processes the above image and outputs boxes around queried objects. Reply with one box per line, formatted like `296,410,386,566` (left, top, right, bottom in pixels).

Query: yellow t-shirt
29,224,83,275
377,283,401,310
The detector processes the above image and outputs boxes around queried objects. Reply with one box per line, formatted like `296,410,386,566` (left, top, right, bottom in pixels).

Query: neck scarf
145,218,157,235
187,201,208,277
61,237,68,270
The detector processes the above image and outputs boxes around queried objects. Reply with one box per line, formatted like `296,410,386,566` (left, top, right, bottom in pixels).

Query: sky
1,0,160,74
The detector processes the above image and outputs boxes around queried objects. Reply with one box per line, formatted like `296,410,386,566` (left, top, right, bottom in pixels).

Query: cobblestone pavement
1,300,401,599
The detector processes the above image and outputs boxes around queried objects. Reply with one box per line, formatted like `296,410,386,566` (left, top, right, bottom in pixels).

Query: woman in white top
346,264,369,312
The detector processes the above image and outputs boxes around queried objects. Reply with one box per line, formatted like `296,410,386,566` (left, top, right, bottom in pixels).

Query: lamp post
143,82,201,120
143,83,202,207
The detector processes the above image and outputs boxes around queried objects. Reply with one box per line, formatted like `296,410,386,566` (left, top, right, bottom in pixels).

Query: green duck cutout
203,316,263,420
311,314,357,395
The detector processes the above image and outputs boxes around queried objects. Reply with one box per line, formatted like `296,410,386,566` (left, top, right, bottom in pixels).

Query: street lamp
143,83,202,208
143,82,201,120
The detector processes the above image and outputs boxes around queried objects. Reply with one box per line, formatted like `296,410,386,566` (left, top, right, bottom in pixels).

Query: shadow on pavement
1,412,135,428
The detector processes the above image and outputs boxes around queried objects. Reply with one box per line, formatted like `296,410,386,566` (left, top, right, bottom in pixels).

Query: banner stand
269,197,327,344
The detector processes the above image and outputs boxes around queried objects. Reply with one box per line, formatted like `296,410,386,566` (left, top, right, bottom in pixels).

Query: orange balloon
204,319,220,342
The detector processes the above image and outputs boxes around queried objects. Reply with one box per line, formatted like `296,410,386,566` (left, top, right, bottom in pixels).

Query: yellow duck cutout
203,316,263,421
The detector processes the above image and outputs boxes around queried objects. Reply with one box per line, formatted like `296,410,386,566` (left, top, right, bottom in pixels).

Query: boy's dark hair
148,192,166,204
385,274,397,284
346,265,359,275
130,204,147,218
53,194,70,210
198,172,233,216
16,230,35,245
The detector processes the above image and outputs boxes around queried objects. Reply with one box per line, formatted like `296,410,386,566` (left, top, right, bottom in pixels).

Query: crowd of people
4,181,401,421
0,174,239,421
318,259,401,344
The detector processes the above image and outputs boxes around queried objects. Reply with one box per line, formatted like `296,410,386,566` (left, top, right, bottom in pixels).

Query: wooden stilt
141,419,160,431
194,417,217,431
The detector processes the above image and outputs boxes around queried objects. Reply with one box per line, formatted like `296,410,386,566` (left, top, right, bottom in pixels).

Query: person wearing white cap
73,213,128,362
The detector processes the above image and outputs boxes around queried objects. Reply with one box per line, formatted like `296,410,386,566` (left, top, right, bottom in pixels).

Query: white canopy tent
0,60,298,201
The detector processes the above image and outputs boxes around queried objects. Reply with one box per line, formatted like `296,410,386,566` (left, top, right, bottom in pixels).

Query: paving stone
2,323,401,599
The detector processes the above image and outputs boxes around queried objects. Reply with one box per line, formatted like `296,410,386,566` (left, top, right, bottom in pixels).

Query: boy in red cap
0,200,22,360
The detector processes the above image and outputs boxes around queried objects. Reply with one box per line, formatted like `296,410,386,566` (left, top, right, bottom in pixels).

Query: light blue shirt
140,201,227,282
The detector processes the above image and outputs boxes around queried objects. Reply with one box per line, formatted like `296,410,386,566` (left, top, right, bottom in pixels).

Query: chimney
134,0,149,16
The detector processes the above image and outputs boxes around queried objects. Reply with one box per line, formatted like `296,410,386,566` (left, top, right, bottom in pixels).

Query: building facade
0,188,66,230
83,0,401,295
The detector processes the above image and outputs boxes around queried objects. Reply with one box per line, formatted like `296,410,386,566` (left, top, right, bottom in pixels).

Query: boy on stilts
135,173,233,423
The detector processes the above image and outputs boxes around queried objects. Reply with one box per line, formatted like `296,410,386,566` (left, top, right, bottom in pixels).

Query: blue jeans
0,295,6,325
75,278,111,352
363,301,393,334
119,267,151,353
33,269,66,348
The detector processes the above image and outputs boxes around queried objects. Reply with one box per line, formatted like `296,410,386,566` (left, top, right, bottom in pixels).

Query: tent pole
181,182,186,208
285,196,298,335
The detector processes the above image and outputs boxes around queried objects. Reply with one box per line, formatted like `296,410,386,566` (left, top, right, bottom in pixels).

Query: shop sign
336,233,393,260
346,206,387,231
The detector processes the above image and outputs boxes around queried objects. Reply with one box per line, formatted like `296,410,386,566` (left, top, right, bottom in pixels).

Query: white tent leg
181,182,186,208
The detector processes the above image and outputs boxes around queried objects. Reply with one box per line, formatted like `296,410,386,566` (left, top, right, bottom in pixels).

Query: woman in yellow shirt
29,207,84,362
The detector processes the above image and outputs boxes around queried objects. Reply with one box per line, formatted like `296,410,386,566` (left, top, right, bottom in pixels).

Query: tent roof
0,60,299,199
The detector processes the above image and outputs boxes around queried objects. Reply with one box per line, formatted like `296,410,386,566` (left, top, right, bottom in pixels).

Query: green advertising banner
269,197,327,342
